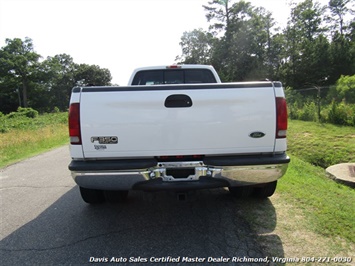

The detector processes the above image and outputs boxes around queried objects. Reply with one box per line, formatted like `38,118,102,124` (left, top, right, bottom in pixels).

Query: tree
289,0,326,41
203,0,233,34
39,57,112,111
0,37,41,108
326,1,355,83
328,0,353,36
202,0,274,81
177,1,281,81
176,29,214,64
176,0,354,91
347,19,355,41
267,33,286,81
39,54,77,111
203,0,238,80
280,0,328,88
306,35,331,84
329,33,355,83
259,8,282,80
0,71,20,114
0,37,113,113
74,64,112,86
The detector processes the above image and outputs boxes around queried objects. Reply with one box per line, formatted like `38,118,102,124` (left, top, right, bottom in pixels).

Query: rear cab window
132,69,217,85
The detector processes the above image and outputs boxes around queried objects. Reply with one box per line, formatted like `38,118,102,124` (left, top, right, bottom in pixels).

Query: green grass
281,120,355,243
0,112,68,168
278,156,355,243
0,111,67,132
287,120,355,168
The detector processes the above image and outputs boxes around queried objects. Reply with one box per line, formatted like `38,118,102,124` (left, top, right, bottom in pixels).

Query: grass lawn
278,156,354,242
282,120,355,243
0,112,68,168
287,120,355,168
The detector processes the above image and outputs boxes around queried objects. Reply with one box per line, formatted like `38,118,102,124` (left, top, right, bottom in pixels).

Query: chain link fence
285,86,355,126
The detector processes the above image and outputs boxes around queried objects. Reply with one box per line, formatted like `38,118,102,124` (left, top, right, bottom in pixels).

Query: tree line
176,0,354,88
1,0,354,117
0,37,112,114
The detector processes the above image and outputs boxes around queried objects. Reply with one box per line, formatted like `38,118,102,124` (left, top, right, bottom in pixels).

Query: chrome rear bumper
69,154,290,191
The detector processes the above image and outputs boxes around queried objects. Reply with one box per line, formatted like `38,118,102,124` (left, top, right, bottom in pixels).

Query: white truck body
68,65,289,203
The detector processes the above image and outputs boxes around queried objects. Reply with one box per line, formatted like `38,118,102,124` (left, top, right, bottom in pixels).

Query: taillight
276,97,288,138
68,103,82,144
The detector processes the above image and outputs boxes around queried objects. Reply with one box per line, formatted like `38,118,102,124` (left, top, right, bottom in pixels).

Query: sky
0,0,332,85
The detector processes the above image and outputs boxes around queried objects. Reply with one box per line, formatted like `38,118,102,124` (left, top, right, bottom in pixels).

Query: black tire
252,181,277,198
79,187,105,204
104,190,129,203
228,186,253,198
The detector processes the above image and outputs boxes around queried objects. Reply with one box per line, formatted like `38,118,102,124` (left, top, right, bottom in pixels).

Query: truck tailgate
79,84,276,158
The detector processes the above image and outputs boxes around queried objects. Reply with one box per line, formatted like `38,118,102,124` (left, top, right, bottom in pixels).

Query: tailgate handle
165,94,193,108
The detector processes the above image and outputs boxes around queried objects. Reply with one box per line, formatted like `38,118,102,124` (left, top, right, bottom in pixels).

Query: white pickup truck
68,65,289,204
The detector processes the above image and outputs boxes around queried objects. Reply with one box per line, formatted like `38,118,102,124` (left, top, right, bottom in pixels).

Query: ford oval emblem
249,131,266,138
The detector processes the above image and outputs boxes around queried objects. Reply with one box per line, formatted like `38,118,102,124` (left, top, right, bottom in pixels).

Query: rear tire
228,186,253,198
79,187,105,204
252,181,277,198
104,190,129,203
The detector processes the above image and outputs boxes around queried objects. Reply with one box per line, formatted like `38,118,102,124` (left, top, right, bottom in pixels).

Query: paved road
0,146,282,265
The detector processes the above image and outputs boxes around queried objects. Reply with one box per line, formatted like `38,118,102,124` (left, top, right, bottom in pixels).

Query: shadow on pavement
233,197,284,261
1,187,284,265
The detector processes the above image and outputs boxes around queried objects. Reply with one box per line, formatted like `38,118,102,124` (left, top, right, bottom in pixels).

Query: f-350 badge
91,136,118,144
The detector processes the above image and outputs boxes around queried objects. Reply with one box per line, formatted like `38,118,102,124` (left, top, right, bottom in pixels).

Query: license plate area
166,168,195,179
154,161,207,182
163,166,201,182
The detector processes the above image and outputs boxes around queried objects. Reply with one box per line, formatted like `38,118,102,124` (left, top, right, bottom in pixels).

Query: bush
335,75,355,104
288,101,319,122
327,101,355,126
285,75,355,126
0,111,68,133
298,102,318,122
288,101,355,127
7,107,39,119
52,106,60,113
